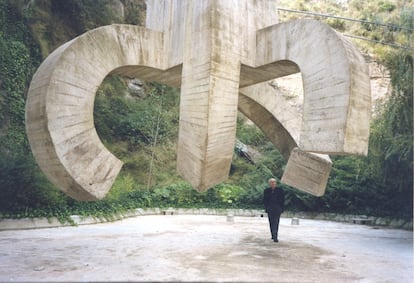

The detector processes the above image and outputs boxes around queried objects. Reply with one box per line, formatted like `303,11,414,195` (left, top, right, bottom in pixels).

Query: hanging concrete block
281,148,332,196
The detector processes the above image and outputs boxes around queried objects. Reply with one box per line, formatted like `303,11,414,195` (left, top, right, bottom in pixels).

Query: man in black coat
263,178,285,242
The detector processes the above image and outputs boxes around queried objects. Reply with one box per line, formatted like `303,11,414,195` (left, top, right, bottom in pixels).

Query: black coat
263,187,285,213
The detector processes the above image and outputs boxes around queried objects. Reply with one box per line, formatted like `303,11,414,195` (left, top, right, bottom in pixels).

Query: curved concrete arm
25,25,178,201
246,19,371,155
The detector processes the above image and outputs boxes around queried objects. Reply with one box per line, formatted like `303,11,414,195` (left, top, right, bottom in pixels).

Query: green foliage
0,1,40,153
214,184,246,206
365,51,413,218
94,79,179,147
236,114,266,145
0,152,67,213
94,90,131,143
22,0,145,58
279,0,412,54
0,0,60,217
148,183,222,208
106,173,137,201
349,0,412,53
49,0,122,31
122,0,146,25
0,38,31,152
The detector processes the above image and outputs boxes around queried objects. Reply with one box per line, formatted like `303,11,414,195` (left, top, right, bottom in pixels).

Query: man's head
268,178,277,189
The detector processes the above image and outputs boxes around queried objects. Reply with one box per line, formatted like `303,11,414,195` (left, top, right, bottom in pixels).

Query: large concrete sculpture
25,0,371,201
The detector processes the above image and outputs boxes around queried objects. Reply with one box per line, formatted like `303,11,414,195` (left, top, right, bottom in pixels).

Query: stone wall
0,208,411,231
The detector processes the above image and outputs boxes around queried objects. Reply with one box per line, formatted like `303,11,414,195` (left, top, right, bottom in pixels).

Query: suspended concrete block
281,148,332,197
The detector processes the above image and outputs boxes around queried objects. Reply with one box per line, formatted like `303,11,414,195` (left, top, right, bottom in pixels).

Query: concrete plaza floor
0,215,412,282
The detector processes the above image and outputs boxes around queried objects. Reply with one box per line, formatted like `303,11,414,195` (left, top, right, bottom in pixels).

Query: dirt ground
0,215,412,282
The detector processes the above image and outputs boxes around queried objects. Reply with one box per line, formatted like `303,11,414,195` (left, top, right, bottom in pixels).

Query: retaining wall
0,208,411,231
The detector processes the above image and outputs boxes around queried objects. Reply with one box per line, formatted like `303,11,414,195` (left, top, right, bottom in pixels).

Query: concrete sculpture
25,0,371,201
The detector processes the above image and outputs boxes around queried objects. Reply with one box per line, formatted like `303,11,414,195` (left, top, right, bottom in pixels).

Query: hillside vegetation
0,0,412,223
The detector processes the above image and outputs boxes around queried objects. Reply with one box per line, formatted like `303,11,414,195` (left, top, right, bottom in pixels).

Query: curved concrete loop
254,19,371,155
26,25,174,201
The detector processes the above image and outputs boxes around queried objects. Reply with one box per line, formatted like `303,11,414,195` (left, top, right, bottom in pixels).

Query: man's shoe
273,239,279,242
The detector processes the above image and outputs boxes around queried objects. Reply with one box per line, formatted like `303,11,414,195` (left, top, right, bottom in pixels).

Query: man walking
263,178,285,242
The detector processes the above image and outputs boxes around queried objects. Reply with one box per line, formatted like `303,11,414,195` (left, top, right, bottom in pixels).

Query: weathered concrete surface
239,82,332,196
239,83,298,159
26,25,171,201
254,19,371,155
0,215,411,282
149,0,280,190
25,0,370,200
281,148,332,196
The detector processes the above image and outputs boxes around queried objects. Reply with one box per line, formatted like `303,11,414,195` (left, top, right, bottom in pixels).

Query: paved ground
0,215,412,282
